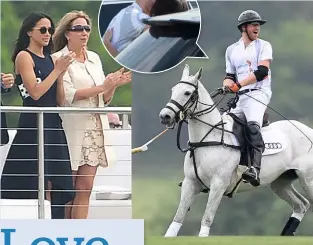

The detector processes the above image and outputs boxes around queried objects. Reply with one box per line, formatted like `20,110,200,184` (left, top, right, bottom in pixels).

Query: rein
168,81,241,153
167,81,241,192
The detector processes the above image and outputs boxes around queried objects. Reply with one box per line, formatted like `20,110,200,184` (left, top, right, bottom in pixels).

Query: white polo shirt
225,38,273,94
104,2,149,53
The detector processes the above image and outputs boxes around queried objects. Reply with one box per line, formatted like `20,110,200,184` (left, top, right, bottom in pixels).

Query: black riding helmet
237,10,266,31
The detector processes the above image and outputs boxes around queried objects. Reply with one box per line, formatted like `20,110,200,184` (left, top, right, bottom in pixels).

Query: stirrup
242,167,260,186
243,167,259,177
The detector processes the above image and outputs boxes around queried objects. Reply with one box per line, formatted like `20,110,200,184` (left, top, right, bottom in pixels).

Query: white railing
0,105,131,219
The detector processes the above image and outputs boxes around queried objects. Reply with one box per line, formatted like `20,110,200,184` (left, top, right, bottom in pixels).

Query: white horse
159,64,313,237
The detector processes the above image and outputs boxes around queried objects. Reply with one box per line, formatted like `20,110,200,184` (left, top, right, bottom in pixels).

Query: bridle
165,81,199,125
165,80,242,193
165,80,241,151
165,81,226,125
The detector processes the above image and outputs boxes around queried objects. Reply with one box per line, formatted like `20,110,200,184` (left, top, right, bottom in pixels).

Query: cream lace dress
79,104,108,168
53,45,116,171
78,67,108,169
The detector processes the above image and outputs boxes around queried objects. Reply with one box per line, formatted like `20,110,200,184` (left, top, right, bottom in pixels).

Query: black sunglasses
68,25,91,33
109,122,122,129
33,26,55,35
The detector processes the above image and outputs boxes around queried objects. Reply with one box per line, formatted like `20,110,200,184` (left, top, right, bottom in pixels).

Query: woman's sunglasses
68,25,91,33
109,122,122,129
33,26,55,35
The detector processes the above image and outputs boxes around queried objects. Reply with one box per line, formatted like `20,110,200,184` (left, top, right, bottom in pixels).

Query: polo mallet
132,128,169,154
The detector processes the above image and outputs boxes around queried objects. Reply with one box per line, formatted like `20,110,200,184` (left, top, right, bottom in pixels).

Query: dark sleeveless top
1,49,74,219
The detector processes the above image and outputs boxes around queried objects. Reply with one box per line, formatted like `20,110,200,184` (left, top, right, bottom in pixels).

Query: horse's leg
164,177,202,237
291,153,313,203
297,165,313,209
198,177,228,237
270,175,310,236
299,172,313,201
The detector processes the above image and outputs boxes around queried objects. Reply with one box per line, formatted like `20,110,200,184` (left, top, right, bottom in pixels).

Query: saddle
228,112,270,168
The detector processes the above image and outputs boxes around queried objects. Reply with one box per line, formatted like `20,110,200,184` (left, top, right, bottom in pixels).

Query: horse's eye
184,91,191,96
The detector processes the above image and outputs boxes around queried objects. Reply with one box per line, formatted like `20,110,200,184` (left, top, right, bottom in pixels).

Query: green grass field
145,236,313,245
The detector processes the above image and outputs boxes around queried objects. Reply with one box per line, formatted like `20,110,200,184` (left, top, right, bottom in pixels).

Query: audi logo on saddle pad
265,142,282,149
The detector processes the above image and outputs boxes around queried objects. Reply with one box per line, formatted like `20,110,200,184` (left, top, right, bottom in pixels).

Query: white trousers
230,90,272,127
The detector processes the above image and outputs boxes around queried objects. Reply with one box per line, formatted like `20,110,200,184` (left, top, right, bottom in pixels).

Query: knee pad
247,121,261,134
247,121,264,149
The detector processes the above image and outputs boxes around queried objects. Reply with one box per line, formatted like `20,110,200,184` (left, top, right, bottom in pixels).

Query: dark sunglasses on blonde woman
68,25,91,33
33,26,55,35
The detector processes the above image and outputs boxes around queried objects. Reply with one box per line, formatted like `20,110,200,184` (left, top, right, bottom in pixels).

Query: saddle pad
261,124,289,155
222,114,288,156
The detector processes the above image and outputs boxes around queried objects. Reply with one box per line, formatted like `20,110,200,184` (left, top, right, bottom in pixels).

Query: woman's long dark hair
150,0,190,17
11,12,55,63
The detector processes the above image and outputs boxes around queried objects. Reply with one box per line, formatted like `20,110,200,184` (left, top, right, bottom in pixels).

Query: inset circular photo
98,0,204,74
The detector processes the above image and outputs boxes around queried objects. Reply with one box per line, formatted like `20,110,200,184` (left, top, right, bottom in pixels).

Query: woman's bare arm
16,51,61,100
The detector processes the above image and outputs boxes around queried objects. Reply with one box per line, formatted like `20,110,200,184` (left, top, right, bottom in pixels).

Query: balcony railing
0,105,131,219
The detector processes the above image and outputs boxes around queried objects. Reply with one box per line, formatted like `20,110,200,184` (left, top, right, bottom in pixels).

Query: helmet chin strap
243,24,254,42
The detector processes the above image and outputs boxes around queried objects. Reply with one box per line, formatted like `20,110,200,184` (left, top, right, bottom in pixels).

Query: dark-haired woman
0,12,75,219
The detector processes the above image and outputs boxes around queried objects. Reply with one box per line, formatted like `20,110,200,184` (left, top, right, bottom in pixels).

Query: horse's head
160,64,202,128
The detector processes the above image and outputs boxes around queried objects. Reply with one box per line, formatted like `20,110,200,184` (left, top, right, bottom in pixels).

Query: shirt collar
238,37,259,47
132,2,143,12
60,45,96,64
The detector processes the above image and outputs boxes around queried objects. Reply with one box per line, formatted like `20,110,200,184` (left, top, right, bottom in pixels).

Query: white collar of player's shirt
238,37,260,44
132,2,143,12
59,45,96,64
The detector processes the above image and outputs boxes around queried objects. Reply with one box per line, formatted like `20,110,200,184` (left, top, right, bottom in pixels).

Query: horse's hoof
165,222,182,237
198,226,210,237
164,234,177,237
281,232,295,236
164,231,178,237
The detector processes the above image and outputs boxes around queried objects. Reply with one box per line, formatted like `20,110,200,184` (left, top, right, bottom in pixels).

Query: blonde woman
52,10,131,219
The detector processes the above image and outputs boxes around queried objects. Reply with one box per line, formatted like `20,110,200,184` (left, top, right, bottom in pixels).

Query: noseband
165,81,199,123
165,81,225,123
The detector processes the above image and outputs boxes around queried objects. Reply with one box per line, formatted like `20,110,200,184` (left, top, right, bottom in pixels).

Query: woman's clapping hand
113,67,132,87
102,67,132,91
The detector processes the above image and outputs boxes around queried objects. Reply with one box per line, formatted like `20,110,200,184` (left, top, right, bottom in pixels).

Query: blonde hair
52,10,92,52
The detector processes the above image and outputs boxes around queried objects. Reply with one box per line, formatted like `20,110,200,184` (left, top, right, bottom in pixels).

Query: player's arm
223,46,237,87
238,60,271,87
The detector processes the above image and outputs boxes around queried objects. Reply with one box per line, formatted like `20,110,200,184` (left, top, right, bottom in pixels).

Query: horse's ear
181,64,190,80
195,67,203,80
